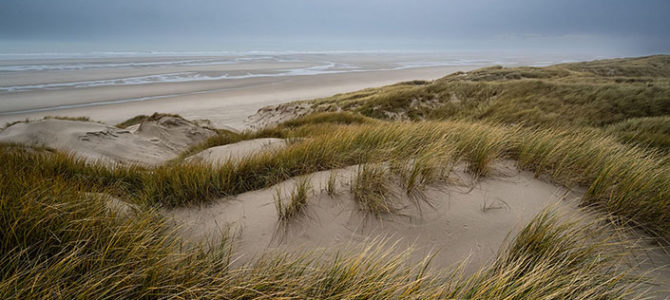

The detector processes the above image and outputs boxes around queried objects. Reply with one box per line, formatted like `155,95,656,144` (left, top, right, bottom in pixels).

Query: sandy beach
0,52,567,129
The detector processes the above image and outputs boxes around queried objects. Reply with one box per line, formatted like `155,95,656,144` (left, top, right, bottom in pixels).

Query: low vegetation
1,55,669,298
300,55,670,150
3,117,668,237
275,177,311,224
391,152,452,207
351,164,396,217
0,155,645,298
325,170,337,196
327,56,668,124
607,116,670,150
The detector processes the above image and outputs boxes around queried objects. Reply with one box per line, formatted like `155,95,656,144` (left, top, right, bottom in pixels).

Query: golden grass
115,112,183,128
2,118,661,298
299,56,670,133
0,164,646,299
3,116,668,238
275,177,311,224
351,164,396,217
325,170,337,196
2,55,668,298
607,116,670,150
3,115,93,129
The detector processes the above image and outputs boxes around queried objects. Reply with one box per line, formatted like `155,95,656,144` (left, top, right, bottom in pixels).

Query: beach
0,52,571,129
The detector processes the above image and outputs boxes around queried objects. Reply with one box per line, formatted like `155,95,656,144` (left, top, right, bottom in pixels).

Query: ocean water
0,51,603,116
0,51,579,94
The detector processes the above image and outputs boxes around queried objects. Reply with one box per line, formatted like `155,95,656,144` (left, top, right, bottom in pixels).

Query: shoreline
0,65,477,130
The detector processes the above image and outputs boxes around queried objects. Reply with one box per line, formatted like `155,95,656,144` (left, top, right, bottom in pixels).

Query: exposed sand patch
163,161,584,274
185,138,287,165
247,103,314,129
0,115,215,165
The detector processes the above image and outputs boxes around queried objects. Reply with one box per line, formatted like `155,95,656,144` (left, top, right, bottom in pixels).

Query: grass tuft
275,177,312,224
351,164,396,217
325,170,337,196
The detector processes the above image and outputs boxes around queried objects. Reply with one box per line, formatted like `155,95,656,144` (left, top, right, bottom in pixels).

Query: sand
0,115,215,165
2,115,668,296
185,138,286,165
0,53,483,130
163,161,585,274
0,66,472,130
2,53,669,296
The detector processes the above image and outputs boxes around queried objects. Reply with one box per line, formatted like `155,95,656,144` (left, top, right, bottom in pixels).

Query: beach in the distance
0,52,587,129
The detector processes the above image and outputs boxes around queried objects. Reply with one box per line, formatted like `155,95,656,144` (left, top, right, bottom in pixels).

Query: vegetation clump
275,177,312,224
351,164,396,217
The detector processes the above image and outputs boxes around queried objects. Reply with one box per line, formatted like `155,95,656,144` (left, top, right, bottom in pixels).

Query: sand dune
0,116,590,274
0,115,215,165
2,113,668,297
163,161,584,274
185,138,287,165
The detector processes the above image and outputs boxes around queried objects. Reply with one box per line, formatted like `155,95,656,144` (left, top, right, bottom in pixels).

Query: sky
1,0,669,55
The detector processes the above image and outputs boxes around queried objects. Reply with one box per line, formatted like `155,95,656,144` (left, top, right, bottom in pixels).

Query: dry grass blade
275,177,312,224
351,164,396,217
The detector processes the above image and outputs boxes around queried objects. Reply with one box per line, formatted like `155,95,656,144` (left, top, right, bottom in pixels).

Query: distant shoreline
0,52,598,130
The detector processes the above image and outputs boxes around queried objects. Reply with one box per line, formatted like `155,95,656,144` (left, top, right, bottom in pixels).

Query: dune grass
115,112,184,128
0,150,233,298
275,177,311,224
2,55,668,298
0,159,646,299
390,151,453,207
173,129,246,161
3,116,668,238
299,55,670,133
3,115,94,129
325,170,337,196
607,116,670,150
351,164,396,217
170,111,379,162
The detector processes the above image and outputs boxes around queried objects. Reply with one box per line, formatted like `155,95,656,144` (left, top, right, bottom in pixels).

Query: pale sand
163,161,585,275
0,65,476,130
171,139,670,295
0,116,215,165
165,150,670,294
185,138,287,165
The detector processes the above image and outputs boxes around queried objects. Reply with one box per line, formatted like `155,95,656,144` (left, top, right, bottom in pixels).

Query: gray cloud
1,0,668,54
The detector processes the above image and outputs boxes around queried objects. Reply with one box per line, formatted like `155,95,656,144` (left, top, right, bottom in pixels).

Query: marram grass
0,163,648,299
1,117,664,298
2,116,669,239
275,177,311,224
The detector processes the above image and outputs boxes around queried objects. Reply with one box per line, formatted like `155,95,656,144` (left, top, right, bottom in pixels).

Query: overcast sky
1,0,668,55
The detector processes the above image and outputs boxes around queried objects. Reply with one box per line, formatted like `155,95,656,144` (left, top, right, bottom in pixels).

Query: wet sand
0,53,532,129
0,66,474,129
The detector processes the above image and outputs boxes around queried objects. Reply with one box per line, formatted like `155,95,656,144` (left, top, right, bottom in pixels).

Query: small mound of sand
0,115,216,165
163,161,585,274
185,138,287,165
246,103,313,129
